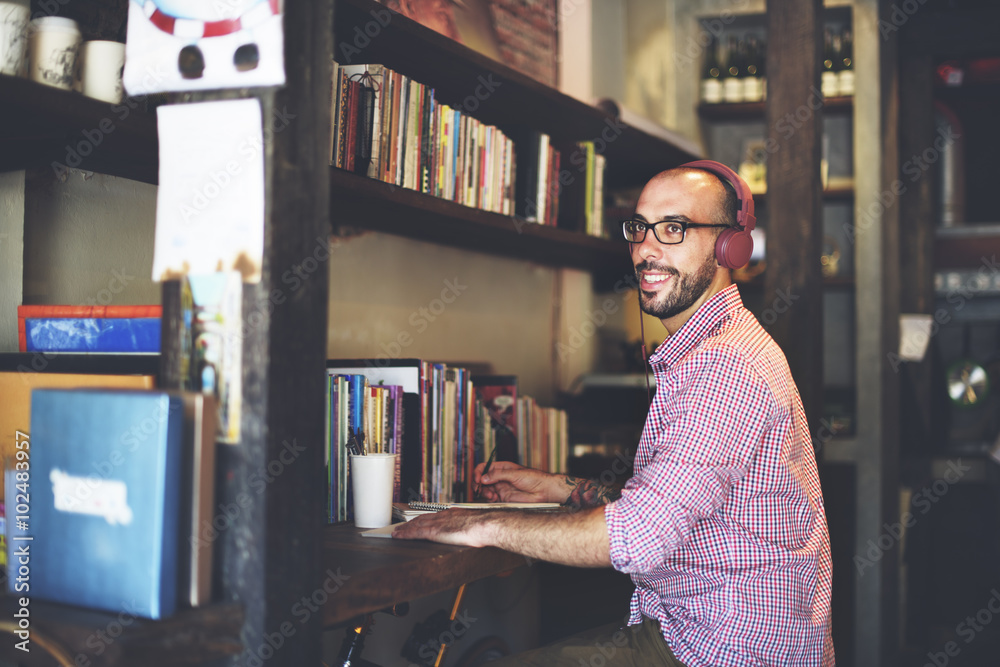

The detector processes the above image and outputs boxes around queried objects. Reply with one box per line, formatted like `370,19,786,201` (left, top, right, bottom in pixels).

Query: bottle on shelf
759,37,768,100
742,35,764,103
821,27,840,98
700,35,723,104
722,36,744,104
837,28,854,97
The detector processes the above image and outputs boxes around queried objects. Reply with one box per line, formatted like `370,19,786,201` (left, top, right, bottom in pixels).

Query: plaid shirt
605,285,835,666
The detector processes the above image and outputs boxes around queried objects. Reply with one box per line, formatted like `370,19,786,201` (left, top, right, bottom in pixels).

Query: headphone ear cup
715,227,754,269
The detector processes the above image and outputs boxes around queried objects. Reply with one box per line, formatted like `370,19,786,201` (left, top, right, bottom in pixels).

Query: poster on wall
378,0,557,88
123,0,285,95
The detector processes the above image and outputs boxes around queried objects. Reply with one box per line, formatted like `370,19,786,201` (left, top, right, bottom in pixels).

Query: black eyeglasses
622,219,731,245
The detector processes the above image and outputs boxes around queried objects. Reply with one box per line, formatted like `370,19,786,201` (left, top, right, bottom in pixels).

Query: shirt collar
648,284,743,368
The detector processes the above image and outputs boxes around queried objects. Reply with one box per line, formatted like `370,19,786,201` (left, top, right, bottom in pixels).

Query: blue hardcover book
23,317,161,352
24,388,185,619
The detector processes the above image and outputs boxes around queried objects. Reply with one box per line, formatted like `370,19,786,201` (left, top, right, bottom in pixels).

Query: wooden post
159,1,332,664
763,0,824,433
852,1,901,664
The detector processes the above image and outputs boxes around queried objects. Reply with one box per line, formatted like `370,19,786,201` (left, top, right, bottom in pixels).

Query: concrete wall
0,171,25,352
21,168,159,309
325,230,598,404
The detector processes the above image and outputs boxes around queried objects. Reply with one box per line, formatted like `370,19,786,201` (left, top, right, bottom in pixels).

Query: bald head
642,167,738,229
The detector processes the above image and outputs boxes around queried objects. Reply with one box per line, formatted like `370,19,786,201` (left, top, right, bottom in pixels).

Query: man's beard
636,253,717,319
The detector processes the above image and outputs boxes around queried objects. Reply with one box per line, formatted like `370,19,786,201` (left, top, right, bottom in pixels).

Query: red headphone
680,160,757,270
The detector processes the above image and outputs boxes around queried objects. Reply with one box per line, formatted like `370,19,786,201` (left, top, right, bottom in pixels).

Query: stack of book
323,360,570,523
560,141,606,238
330,62,516,216
510,130,561,226
516,395,569,474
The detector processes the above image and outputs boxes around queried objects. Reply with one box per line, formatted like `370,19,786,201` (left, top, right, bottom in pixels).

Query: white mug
79,40,125,103
28,16,80,90
0,2,29,77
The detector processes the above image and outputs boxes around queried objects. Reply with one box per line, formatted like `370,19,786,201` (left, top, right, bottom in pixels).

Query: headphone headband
678,160,756,269
679,160,757,232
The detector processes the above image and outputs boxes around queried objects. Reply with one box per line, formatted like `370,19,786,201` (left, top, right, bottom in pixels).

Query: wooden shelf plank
321,524,526,627
0,75,158,184
735,274,855,290
0,598,243,667
750,183,855,204
329,168,634,287
334,0,700,189
697,96,853,121
0,352,161,376
934,227,1000,270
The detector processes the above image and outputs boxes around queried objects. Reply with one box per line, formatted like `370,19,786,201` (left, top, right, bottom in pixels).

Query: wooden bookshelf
0,74,158,184
1,1,703,663
0,598,243,667
330,168,633,287
333,0,700,190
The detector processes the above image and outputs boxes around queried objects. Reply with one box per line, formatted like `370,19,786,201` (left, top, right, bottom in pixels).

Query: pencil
474,445,497,500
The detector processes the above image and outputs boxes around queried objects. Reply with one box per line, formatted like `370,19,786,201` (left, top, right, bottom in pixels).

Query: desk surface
0,526,524,665
322,523,527,627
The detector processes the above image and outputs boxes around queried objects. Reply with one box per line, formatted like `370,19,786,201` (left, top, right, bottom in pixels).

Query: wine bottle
700,36,723,104
722,37,744,103
837,28,854,97
759,37,767,100
742,35,764,103
821,27,839,98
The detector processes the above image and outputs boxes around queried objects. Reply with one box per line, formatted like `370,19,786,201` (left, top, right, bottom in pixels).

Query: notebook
408,502,563,511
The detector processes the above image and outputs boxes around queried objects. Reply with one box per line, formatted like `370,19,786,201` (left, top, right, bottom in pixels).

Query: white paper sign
51,469,134,526
152,99,265,283
123,0,285,95
899,313,934,362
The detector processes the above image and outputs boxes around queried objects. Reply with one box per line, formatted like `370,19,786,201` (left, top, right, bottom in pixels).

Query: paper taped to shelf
898,313,933,362
152,99,265,283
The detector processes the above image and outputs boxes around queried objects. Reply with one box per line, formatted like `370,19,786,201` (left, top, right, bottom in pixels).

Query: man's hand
392,508,486,546
473,460,570,504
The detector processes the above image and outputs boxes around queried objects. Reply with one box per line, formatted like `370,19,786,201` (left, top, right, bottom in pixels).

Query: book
17,305,163,354
173,391,217,608
24,388,186,619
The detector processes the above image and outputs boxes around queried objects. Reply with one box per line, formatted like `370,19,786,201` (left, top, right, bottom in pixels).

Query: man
393,162,835,666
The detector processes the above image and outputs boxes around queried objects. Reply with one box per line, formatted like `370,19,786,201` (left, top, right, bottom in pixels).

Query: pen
474,445,497,500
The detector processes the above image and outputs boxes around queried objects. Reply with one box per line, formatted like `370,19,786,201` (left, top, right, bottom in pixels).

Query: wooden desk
322,523,527,627
0,527,524,665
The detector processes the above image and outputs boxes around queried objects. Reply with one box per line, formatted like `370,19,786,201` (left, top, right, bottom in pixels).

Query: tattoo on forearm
561,476,621,510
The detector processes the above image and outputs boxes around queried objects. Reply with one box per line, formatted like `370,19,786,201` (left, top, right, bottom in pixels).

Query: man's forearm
481,506,612,567
393,505,613,567
561,476,622,509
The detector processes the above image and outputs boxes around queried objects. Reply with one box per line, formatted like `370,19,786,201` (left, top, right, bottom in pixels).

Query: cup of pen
350,452,397,528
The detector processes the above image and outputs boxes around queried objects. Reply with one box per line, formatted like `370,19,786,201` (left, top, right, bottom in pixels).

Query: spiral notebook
408,502,562,511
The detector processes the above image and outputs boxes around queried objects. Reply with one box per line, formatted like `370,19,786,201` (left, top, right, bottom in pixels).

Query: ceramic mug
27,16,80,90
0,2,29,77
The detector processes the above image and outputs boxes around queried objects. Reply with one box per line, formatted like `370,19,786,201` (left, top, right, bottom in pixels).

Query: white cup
27,16,80,90
79,40,125,103
350,453,397,529
0,2,29,77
